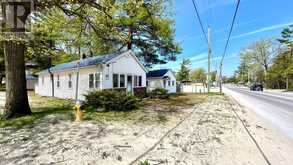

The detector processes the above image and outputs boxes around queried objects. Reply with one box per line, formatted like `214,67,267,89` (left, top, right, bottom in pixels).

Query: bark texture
3,41,31,119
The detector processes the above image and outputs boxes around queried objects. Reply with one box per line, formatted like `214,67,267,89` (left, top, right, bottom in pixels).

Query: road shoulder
137,95,267,165
226,93,293,165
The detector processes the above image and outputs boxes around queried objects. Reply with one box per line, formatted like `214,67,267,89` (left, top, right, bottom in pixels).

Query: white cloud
231,22,293,39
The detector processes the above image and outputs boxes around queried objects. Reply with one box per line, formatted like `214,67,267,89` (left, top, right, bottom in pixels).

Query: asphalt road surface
224,85,293,139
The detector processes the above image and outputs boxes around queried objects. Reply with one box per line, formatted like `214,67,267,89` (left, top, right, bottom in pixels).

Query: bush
84,90,138,111
133,87,147,98
0,84,5,91
149,88,169,99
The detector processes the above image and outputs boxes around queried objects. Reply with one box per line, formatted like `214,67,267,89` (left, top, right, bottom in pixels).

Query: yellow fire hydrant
74,102,83,122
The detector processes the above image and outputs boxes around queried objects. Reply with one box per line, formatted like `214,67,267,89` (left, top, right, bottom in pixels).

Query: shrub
84,90,138,111
0,84,5,91
149,88,169,99
84,90,104,109
133,87,147,98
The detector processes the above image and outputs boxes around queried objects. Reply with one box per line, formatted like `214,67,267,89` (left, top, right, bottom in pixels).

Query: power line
219,0,241,93
191,0,209,45
220,0,241,64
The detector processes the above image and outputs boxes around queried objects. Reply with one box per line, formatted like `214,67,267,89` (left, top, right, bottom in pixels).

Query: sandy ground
228,96,293,165
1,95,288,165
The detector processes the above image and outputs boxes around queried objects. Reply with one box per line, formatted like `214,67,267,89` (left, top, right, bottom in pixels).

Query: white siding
36,66,102,100
164,70,177,93
102,53,146,89
147,70,177,93
35,52,147,100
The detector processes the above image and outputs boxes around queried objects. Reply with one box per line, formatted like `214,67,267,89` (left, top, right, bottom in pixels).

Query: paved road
224,85,293,139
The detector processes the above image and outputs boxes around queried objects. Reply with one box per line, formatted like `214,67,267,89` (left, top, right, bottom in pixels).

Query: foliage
234,39,279,84
232,26,293,89
84,90,138,111
0,84,5,91
29,0,181,69
176,59,191,82
190,68,206,83
133,87,147,98
211,71,217,82
266,50,293,89
149,88,169,99
278,24,293,48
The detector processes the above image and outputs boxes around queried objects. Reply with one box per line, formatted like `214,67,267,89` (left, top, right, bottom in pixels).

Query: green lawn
0,93,207,128
0,94,74,128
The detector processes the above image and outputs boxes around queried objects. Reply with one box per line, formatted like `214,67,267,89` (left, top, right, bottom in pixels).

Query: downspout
48,68,54,97
75,61,80,103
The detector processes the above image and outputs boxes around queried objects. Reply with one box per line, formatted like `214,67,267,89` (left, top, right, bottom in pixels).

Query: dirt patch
0,95,270,165
137,95,268,165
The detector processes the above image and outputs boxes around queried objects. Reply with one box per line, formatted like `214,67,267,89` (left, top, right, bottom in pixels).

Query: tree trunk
3,41,31,119
0,75,3,85
2,2,32,119
127,26,133,50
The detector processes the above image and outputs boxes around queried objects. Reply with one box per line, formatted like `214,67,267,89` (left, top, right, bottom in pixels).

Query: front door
127,75,133,93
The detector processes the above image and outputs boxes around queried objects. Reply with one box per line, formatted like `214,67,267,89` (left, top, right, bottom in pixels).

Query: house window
89,74,94,88
113,74,119,88
172,81,175,86
168,80,171,86
146,80,149,87
95,73,101,89
138,76,142,87
134,76,138,87
120,74,125,88
57,75,60,88
68,74,72,88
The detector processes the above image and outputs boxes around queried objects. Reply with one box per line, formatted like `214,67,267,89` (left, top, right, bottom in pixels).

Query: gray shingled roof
147,69,170,78
39,52,123,74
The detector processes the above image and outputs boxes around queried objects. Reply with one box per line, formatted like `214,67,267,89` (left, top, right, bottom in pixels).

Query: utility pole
207,26,211,93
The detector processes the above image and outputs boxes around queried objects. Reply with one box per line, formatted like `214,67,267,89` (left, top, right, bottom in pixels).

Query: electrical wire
220,0,241,65
191,0,209,45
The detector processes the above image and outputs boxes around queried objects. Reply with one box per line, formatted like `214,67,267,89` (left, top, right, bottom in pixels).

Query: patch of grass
139,160,150,165
0,84,5,91
0,94,74,128
207,92,224,96
143,93,207,110
0,93,209,128
157,114,168,123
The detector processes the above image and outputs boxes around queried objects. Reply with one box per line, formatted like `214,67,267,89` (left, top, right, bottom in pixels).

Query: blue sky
155,0,293,76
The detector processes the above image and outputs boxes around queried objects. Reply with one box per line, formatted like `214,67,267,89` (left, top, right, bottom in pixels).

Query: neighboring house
146,69,177,93
180,81,207,93
26,75,38,90
35,50,147,100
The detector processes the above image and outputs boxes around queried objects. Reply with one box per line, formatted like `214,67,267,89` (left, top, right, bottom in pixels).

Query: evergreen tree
176,59,191,82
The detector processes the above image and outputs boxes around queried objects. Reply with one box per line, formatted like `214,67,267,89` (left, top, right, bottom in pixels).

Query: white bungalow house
35,50,147,100
146,69,177,93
